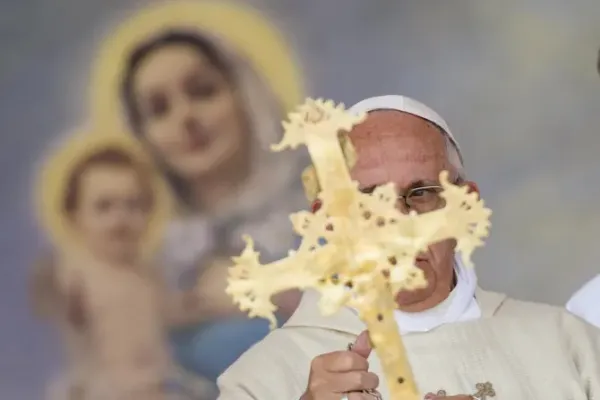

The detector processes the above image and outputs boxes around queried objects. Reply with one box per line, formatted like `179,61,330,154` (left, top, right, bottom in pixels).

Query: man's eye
359,186,377,195
411,188,428,197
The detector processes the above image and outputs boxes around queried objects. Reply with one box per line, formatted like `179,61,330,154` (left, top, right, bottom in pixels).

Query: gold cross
226,98,492,400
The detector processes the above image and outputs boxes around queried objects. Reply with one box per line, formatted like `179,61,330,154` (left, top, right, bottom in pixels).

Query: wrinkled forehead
348,110,448,185
350,110,446,160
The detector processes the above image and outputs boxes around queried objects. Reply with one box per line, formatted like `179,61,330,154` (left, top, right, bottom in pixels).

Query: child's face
71,164,150,263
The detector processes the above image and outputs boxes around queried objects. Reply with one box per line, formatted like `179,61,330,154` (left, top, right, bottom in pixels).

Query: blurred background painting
1,0,599,398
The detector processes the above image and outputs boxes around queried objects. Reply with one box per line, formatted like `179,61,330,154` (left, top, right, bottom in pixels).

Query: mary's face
132,43,247,182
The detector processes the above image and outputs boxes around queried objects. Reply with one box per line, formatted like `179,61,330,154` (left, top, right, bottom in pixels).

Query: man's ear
311,199,322,213
465,181,480,197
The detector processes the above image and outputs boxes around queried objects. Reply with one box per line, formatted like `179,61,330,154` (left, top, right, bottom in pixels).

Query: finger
347,393,374,400
319,351,369,372
351,330,372,359
331,371,379,393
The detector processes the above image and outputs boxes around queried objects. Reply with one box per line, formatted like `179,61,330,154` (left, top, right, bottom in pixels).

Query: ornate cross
473,382,496,399
436,381,496,399
226,98,492,400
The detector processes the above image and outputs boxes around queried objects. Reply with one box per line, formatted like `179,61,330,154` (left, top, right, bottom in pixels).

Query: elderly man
217,95,600,400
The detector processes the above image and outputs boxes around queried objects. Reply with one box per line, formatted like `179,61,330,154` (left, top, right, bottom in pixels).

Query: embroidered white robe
217,289,600,400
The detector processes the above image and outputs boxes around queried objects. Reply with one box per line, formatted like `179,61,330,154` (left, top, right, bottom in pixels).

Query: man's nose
395,197,410,215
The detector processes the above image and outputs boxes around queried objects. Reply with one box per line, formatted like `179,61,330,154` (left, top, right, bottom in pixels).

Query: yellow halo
89,0,303,128
35,130,173,256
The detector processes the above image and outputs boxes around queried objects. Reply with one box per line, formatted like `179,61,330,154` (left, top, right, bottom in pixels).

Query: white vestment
218,289,600,399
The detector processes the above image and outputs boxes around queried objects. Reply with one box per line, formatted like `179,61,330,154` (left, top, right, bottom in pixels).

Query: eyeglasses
397,185,445,213
359,181,460,214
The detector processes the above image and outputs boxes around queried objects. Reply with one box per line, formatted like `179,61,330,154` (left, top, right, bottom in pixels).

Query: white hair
441,128,466,181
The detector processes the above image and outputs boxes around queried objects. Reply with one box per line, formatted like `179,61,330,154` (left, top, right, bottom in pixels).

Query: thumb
351,330,372,358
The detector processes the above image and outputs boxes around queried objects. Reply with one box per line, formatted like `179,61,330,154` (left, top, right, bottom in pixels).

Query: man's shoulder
477,288,562,318
493,291,567,318
499,293,563,314
491,291,595,333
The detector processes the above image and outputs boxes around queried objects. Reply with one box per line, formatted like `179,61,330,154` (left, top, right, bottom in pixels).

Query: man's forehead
349,110,446,161
349,110,442,141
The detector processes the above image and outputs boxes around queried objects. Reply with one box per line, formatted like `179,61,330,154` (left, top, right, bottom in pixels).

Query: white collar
393,253,481,334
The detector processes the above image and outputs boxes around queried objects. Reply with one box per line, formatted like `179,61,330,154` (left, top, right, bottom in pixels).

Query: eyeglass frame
359,177,464,213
